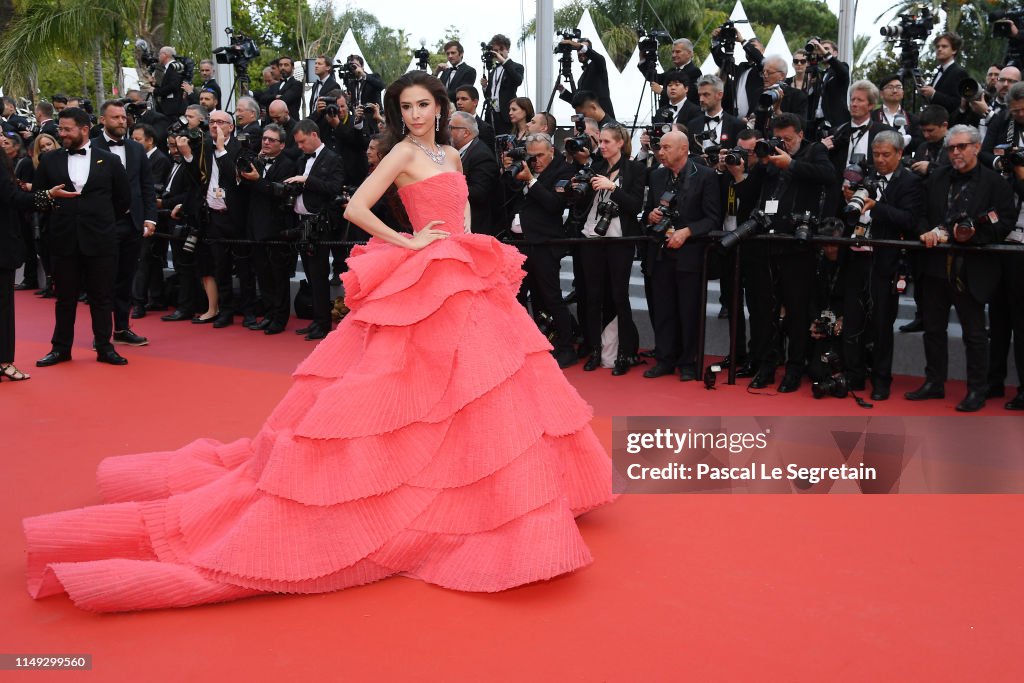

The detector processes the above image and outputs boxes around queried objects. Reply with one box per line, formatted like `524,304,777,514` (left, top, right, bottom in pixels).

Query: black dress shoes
955,391,986,412
242,315,259,329
212,313,234,328
583,352,601,372
249,319,271,331
870,387,891,401
192,313,219,324
778,373,801,393
113,329,149,346
36,350,72,367
96,349,128,365
305,328,328,341
735,361,758,379
1005,391,1024,411
643,363,675,379
899,317,924,333
611,357,631,376
161,310,193,322
905,381,945,401
678,367,698,382
749,371,775,389
130,305,146,319
295,324,315,335
264,325,285,335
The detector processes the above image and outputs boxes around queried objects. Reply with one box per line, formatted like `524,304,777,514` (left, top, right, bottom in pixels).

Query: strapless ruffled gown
23,172,615,612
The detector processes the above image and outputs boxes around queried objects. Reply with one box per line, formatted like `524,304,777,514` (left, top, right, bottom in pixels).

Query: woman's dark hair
381,71,452,152
510,97,535,135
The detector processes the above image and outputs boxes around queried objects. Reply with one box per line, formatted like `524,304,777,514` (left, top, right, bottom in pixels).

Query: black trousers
649,256,702,371
18,214,40,287
0,270,14,363
132,235,168,307
772,250,816,376
300,243,332,331
840,252,873,385
920,274,989,394
112,221,141,331
168,230,200,315
579,241,638,357
51,249,116,354
740,243,774,370
209,211,257,317
988,252,1024,388
254,243,293,328
522,244,574,352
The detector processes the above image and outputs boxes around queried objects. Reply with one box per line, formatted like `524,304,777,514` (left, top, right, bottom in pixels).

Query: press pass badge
214,187,225,200
764,200,780,215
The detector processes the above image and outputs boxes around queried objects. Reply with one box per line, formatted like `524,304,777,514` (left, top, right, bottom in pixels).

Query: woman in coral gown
23,72,615,612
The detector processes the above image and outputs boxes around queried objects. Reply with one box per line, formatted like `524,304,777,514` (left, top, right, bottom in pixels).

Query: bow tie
67,148,87,155
106,139,125,146
851,125,867,134
705,115,721,123
303,153,316,162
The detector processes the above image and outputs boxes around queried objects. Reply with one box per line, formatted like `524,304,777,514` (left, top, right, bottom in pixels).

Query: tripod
630,62,661,133
224,64,251,111
545,51,577,112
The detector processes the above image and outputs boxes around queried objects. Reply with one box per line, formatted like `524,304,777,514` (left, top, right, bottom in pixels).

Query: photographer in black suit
642,132,722,381
129,122,171,316
760,55,809,123
839,131,926,400
239,124,297,334
906,125,1015,412
642,38,702,109
687,75,747,153
508,133,576,367
342,55,386,108
449,112,497,234
308,56,342,113
481,34,525,135
653,71,702,129
34,108,132,367
556,38,615,120
92,100,158,346
822,80,894,179
287,120,345,340
918,33,970,116
154,136,198,321
742,113,835,392
805,39,851,135
274,57,304,120
710,31,764,120
437,41,477,101
149,47,187,118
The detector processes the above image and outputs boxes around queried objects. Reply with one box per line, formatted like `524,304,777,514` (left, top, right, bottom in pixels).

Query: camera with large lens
842,162,880,226
177,223,202,254
331,185,359,211
504,146,534,179
168,115,206,140
759,84,783,108
692,128,717,145
720,209,770,250
722,147,748,166
214,27,259,68
134,38,159,74
989,9,1024,38
650,191,679,235
554,28,584,54
754,137,786,159
811,310,840,339
235,131,262,174
637,28,671,80
593,200,620,236
565,162,597,202
993,143,1024,173
811,348,848,399
564,117,593,155
790,210,818,243
642,123,673,151
270,180,304,208
804,37,821,53
318,96,340,118
480,42,495,71
879,8,937,41
712,21,738,50
123,99,149,118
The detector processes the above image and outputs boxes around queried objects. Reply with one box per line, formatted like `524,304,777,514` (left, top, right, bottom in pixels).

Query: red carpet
2,293,1021,680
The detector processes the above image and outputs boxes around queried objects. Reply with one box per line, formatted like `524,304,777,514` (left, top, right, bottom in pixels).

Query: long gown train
23,172,615,612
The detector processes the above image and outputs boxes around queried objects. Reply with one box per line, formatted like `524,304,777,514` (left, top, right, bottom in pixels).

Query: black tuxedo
917,163,1015,393
645,62,702,108
309,75,342,111
712,41,764,119
1,161,40,362
872,107,923,152
981,109,1024,169
656,99,702,128
814,58,852,128
160,159,200,315
147,149,173,188
826,120,895,179
928,61,970,115
460,139,498,235
560,50,615,119
245,153,298,330
440,63,477,100
35,119,59,139
483,60,525,135
643,160,722,371
346,74,386,107
34,146,131,354
295,146,345,331
276,76,304,120
686,111,746,151
154,63,186,117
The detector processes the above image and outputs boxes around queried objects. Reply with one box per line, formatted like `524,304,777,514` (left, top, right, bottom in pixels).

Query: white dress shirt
294,143,325,215
68,141,92,192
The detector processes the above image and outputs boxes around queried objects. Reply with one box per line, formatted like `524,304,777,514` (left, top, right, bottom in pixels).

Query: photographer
197,60,221,106
130,123,172,316
710,28,764,120
823,80,894,179
308,56,341,113
238,124,297,334
759,55,809,124
235,96,263,140
449,112,498,235
569,90,614,129
455,86,496,151
906,125,1015,411
872,74,922,151
556,38,615,120
990,12,1024,69
480,34,525,136
574,123,644,376
507,132,577,367
150,46,187,118
806,219,846,392
33,102,59,139
743,113,835,392
124,91,170,152
642,131,722,381
653,71,701,129
314,91,369,184
839,131,925,400
642,38,703,109
342,55,385,108
687,75,746,154
155,134,198,321
982,80,1024,169
436,41,477,100
286,120,345,341
805,38,851,135
274,57,303,120
918,33,969,116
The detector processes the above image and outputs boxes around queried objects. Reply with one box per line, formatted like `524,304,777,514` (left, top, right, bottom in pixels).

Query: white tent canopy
763,25,795,77
334,29,374,73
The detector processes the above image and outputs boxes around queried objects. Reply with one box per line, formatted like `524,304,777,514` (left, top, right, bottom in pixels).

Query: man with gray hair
449,111,498,234
824,79,893,178
640,37,702,108
197,59,222,105
234,96,263,141
760,55,808,122
906,124,1015,411
839,129,925,400
150,46,187,117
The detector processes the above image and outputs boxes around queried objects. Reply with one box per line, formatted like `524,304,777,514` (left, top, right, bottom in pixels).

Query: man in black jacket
34,107,133,367
710,32,764,120
481,35,525,135
839,131,926,400
653,71,702,130
341,55,385,108
641,38,702,109
449,112,498,235
287,119,345,340
197,60,222,106
760,55,809,124
455,86,496,152
918,32,970,117
275,57,304,120
906,124,1015,412
806,39,851,134
437,41,477,101
743,113,836,392
557,39,615,120
308,56,342,112
687,75,747,153
509,133,577,368
92,100,158,346
642,132,722,381
239,123,297,334
823,80,894,179
150,47,187,118
129,122,172,316
155,136,198,321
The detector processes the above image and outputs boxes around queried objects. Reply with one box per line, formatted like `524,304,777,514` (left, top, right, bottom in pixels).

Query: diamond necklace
407,136,447,165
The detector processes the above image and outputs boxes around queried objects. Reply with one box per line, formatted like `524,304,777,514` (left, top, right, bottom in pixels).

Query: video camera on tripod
637,28,672,81
879,7,937,88
414,41,431,71
214,27,260,69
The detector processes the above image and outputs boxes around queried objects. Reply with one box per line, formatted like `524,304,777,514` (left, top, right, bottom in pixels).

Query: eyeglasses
884,84,904,90
998,77,1020,84
448,125,468,131
792,59,807,64
947,142,977,152
261,136,282,143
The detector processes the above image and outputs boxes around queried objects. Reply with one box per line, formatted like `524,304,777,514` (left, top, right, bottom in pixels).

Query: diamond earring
435,114,440,131
402,121,406,135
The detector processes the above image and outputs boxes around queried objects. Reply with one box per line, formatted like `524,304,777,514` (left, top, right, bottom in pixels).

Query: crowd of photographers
3,21,1024,410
